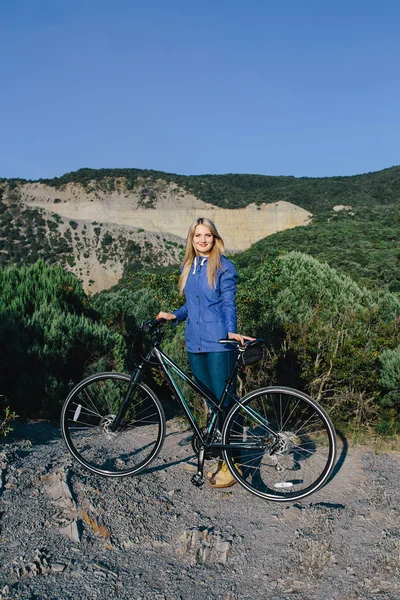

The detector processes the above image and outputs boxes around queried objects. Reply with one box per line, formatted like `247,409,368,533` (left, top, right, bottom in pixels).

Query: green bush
0,261,126,418
104,254,400,426
379,346,400,409
268,252,400,422
93,287,160,341
0,395,18,438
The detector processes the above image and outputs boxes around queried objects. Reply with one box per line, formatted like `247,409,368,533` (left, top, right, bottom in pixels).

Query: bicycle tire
61,372,166,477
222,386,336,501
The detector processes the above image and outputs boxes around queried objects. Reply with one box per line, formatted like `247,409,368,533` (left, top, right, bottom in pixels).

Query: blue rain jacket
173,255,238,353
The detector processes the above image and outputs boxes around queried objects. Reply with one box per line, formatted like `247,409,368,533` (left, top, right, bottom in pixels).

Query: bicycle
61,319,337,502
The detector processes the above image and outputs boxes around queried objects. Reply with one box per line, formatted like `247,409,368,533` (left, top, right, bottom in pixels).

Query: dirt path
0,420,399,600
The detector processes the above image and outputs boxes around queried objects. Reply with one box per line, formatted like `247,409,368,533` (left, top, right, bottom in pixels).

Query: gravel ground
0,419,399,600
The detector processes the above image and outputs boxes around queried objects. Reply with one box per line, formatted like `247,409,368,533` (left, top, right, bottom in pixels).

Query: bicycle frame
111,330,278,458
153,344,277,453
153,346,234,444
61,320,337,498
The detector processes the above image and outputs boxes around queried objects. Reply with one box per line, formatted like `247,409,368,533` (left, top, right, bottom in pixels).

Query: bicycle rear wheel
222,386,336,501
61,372,165,477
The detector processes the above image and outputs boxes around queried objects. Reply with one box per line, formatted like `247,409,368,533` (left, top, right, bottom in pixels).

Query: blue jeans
187,351,237,430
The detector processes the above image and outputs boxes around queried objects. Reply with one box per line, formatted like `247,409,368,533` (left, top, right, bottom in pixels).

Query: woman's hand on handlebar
156,312,177,321
228,332,256,346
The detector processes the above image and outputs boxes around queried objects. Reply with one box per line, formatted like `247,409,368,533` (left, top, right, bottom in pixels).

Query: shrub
93,287,160,352
379,346,400,409
102,232,113,246
269,252,400,420
0,403,18,438
0,261,126,417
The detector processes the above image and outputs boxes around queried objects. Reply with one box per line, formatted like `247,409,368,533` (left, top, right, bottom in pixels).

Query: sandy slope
21,181,312,251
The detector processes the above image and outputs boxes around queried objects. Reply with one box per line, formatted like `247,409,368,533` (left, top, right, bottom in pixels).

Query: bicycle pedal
191,473,205,487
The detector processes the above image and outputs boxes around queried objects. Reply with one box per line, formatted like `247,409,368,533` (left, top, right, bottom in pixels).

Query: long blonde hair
178,217,225,295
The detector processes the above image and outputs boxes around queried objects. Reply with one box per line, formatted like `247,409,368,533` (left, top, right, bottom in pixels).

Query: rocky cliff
1,177,312,292
21,180,312,251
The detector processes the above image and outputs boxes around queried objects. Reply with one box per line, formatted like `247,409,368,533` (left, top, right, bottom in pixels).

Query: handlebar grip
218,338,264,347
140,318,167,333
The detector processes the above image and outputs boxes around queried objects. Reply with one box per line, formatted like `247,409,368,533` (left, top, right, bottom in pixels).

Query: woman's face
192,224,214,256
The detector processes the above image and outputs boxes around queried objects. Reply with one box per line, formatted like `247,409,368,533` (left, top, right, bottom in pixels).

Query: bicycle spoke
82,389,102,417
62,374,165,477
223,387,336,501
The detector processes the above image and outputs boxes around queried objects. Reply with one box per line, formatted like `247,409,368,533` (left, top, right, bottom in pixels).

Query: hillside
34,164,400,213
0,174,312,292
18,180,311,251
0,183,184,292
236,206,400,293
1,165,400,292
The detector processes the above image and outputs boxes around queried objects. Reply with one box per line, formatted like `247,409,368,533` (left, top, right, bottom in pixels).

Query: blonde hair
178,217,224,295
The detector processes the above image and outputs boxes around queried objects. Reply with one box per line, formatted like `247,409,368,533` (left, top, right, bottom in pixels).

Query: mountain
1,165,399,292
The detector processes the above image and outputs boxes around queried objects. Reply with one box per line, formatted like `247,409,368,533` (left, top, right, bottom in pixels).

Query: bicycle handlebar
218,338,265,348
140,318,166,334
140,319,262,349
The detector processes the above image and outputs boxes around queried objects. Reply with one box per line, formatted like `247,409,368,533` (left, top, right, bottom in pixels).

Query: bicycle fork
109,367,142,433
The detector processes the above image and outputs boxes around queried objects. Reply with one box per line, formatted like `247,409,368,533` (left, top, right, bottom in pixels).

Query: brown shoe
207,460,242,489
206,459,223,479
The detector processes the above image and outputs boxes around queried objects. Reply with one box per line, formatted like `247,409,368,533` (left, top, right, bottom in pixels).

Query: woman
157,217,254,488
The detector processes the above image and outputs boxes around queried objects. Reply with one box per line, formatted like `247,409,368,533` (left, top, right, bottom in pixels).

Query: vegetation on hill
0,185,75,269
0,184,184,285
95,253,400,433
13,163,400,212
0,261,125,417
1,165,400,293
1,254,399,435
236,206,400,293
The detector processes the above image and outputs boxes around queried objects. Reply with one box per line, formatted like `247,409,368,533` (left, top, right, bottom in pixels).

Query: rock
41,470,76,512
178,528,233,564
90,562,118,577
21,566,30,578
58,520,81,543
4,482,17,490
16,468,32,476
51,562,67,573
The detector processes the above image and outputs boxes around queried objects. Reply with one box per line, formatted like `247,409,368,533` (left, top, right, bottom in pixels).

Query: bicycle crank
191,445,205,487
191,428,221,460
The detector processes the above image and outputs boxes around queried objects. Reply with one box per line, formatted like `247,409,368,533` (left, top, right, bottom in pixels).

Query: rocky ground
0,419,399,600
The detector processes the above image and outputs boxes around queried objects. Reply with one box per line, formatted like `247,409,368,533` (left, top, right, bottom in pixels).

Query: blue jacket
173,255,238,353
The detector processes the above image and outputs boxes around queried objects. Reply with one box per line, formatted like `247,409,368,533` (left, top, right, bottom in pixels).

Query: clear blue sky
1,0,399,180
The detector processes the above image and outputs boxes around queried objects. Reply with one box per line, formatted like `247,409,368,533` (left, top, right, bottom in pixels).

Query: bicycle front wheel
222,386,336,501
61,372,166,477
